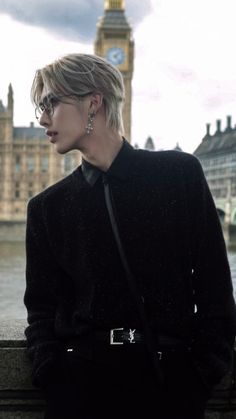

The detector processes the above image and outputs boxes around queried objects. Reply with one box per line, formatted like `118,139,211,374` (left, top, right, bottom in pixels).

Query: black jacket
24,140,236,388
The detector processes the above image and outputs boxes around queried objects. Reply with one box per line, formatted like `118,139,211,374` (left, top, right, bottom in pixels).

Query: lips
46,130,58,142
46,130,58,137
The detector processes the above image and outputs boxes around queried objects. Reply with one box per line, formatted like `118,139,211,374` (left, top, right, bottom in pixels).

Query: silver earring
86,112,95,134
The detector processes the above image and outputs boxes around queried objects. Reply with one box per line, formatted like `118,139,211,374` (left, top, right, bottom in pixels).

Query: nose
39,111,51,127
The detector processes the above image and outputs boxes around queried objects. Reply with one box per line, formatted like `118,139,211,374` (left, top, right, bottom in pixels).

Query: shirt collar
81,138,134,187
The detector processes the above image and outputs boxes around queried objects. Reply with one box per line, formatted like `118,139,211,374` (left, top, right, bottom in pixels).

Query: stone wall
0,320,44,419
229,225,236,251
0,319,236,418
0,222,26,242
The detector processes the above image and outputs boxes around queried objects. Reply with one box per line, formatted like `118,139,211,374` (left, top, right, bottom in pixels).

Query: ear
89,92,103,114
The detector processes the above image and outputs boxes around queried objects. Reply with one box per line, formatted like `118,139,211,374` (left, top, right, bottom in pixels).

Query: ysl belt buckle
110,327,124,345
110,328,137,345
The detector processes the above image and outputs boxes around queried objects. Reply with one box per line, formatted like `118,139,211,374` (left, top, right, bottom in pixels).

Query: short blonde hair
31,53,125,134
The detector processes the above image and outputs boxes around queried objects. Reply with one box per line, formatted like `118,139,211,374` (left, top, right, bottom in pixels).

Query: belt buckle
128,328,136,343
110,327,124,345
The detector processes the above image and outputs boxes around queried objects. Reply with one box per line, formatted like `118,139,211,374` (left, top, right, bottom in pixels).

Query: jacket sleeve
24,196,65,388
186,155,236,388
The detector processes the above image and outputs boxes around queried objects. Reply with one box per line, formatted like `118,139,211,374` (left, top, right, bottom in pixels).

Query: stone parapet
0,222,26,242
0,319,44,419
0,319,235,418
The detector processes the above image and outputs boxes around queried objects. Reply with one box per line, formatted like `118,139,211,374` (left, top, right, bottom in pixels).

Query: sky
0,0,236,153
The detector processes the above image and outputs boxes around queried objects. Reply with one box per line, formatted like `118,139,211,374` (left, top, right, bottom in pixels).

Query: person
24,53,236,419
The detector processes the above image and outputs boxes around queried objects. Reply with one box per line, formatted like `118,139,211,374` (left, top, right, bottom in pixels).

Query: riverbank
0,221,26,242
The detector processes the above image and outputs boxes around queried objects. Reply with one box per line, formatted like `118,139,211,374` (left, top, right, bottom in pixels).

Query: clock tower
95,0,134,142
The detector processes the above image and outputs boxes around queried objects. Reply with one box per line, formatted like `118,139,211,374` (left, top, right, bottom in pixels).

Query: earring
86,112,96,134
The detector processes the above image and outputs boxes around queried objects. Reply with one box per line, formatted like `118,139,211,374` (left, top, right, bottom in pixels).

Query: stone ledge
0,319,44,418
0,319,236,418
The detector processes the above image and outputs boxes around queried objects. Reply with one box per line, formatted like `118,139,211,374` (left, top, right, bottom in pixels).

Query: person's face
37,87,93,154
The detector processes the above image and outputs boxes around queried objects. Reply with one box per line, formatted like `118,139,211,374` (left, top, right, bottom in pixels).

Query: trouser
43,344,211,419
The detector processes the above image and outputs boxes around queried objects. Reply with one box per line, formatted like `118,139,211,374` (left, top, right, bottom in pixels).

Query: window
15,182,20,199
232,186,236,197
15,155,21,173
41,156,49,172
27,156,34,172
28,182,34,198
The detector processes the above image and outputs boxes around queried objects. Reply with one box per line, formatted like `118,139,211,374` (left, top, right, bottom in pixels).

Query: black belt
67,329,191,351
100,328,143,345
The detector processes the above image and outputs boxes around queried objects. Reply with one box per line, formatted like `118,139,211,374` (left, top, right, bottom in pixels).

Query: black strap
103,174,163,382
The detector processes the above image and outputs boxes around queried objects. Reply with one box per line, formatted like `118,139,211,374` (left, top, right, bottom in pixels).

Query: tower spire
7,83,13,113
105,0,125,10
96,0,134,142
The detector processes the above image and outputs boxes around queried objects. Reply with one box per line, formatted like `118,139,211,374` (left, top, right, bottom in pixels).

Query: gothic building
0,85,80,221
0,0,134,222
95,0,134,141
144,137,155,151
194,116,236,224
194,116,236,201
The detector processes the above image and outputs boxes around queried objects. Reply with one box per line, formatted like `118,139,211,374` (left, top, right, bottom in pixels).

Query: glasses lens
35,96,53,119
35,94,71,120
47,99,54,117
35,107,41,120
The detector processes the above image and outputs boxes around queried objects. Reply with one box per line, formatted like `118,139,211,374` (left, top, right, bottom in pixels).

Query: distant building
0,0,134,223
134,137,183,152
173,142,182,152
193,116,236,224
95,0,134,142
0,85,80,221
144,136,155,151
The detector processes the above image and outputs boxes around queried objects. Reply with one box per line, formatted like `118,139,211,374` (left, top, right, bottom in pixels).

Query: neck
80,131,123,171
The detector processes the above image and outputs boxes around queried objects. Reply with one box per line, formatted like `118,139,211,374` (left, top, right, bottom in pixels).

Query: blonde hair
31,53,125,134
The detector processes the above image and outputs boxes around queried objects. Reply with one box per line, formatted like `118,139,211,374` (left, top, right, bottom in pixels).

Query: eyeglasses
34,92,92,120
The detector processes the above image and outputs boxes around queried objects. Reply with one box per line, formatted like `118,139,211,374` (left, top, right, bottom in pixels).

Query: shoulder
134,148,199,163
27,168,81,213
133,148,203,175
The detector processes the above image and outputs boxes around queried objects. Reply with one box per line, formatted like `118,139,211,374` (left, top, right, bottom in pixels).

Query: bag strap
103,174,162,382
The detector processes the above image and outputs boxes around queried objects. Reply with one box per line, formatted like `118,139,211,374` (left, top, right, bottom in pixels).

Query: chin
55,148,67,155
55,145,73,155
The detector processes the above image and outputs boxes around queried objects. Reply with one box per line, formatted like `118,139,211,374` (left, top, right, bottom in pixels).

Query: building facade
95,0,134,142
0,1,134,223
194,116,236,224
0,85,80,221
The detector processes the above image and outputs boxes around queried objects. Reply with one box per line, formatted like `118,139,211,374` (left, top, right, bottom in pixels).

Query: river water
0,241,236,320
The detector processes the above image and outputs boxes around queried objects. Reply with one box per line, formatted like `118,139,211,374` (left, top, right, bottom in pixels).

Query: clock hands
106,47,125,65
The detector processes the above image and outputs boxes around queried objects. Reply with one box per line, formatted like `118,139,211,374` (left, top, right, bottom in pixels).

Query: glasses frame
34,92,93,120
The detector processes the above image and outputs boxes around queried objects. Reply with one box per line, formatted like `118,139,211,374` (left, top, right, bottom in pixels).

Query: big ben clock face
106,47,125,66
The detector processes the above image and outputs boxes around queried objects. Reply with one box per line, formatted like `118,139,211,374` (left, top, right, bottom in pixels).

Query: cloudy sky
0,0,236,153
